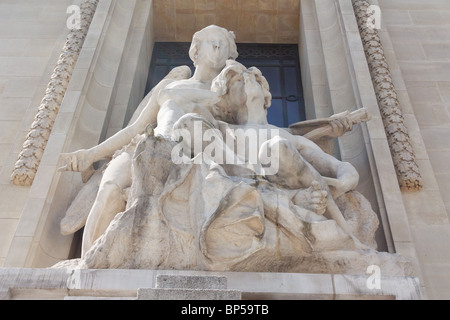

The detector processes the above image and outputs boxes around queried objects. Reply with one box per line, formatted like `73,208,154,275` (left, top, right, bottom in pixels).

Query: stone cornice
352,0,423,192
11,0,99,186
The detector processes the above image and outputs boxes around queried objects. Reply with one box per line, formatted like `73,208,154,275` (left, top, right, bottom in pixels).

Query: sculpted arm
291,135,359,198
59,78,173,172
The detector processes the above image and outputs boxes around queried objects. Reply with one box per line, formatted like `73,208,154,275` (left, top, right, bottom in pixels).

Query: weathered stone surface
0,268,422,300
53,134,412,276
156,275,227,289
137,288,241,300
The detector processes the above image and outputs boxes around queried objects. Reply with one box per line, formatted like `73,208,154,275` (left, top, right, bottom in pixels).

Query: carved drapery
11,0,99,186
352,0,423,192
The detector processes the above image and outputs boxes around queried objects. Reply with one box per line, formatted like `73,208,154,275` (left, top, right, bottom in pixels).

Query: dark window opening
145,43,305,128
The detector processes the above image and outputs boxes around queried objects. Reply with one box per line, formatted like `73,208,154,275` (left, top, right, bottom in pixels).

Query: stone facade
11,0,99,187
0,0,449,300
376,0,450,300
0,0,76,267
0,268,421,300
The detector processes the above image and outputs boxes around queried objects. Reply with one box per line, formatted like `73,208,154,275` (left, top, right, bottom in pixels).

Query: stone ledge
64,296,135,300
137,288,241,300
0,268,422,300
156,275,227,289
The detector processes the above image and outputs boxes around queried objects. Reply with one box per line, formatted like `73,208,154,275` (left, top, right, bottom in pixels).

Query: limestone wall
0,0,154,268
152,0,300,43
0,0,74,267
378,0,450,299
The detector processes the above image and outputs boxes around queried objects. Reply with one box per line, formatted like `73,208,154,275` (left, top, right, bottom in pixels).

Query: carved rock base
53,135,412,276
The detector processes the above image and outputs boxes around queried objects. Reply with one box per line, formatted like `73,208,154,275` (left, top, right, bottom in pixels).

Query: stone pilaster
352,0,423,192
11,0,99,186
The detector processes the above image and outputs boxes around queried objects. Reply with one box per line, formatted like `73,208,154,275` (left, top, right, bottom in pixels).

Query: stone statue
54,25,412,276
59,25,352,256
60,25,238,173
59,25,239,255
174,60,361,240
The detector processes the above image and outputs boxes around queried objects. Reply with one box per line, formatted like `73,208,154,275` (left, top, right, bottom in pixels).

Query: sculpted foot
293,181,328,215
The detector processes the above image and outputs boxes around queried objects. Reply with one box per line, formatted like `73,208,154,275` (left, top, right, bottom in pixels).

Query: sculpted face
227,71,267,124
212,60,272,124
227,73,247,109
197,32,230,69
243,72,266,110
189,25,238,70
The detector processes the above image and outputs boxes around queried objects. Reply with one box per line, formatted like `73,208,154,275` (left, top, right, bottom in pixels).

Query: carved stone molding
11,0,99,186
352,0,423,192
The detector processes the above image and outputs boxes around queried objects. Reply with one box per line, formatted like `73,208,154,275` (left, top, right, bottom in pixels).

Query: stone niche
2,0,422,300
51,19,410,281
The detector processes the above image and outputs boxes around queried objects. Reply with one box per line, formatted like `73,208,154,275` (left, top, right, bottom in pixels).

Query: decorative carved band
11,0,99,186
352,0,423,192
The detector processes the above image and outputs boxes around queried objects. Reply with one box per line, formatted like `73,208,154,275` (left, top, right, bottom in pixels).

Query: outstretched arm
59,78,174,172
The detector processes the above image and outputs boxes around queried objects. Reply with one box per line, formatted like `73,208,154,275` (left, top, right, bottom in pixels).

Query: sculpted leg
260,137,354,236
260,137,322,189
82,151,132,256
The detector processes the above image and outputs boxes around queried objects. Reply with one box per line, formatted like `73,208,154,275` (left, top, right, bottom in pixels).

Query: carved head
189,25,239,69
212,60,272,110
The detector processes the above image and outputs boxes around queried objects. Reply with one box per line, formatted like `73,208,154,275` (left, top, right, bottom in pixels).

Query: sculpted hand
328,117,353,138
58,149,94,172
293,181,328,215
